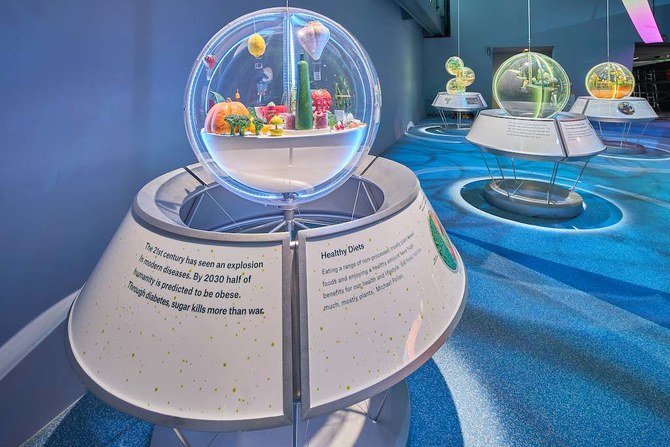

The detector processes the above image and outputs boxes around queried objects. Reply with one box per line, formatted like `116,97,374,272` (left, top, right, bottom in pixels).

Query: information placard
468,112,565,158
300,192,466,415
69,213,289,426
558,118,605,157
570,97,588,114
432,92,453,108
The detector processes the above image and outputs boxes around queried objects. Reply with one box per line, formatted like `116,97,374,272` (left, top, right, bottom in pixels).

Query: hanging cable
457,0,460,57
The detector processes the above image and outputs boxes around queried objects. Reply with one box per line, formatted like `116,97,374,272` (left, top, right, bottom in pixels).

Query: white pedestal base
483,179,584,219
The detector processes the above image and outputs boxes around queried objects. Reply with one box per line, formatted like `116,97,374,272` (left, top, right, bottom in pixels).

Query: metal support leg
351,180,362,220
598,121,604,139
495,156,511,197
479,150,495,180
184,193,204,226
569,160,590,194
292,401,304,447
619,122,627,147
635,121,650,146
173,428,191,447
361,181,380,212
368,389,390,423
284,208,295,237
547,162,559,206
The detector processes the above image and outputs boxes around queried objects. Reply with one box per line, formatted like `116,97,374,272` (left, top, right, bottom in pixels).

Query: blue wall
422,0,670,113
0,0,423,345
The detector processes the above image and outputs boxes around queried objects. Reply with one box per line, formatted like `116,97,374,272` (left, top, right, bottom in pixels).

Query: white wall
0,0,424,345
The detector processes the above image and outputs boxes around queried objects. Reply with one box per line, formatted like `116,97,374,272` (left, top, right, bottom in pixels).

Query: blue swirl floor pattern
396,119,670,447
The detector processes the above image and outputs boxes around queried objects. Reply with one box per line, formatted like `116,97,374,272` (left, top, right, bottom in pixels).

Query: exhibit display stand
66,157,467,446
433,0,485,132
464,1,605,219
467,110,606,219
570,0,658,155
570,96,658,154
65,8,467,446
432,92,487,130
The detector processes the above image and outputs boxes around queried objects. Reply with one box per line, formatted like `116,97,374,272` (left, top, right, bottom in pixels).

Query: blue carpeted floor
398,118,670,446
27,119,670,446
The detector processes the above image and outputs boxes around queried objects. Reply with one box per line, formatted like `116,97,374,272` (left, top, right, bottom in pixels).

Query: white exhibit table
466,109,606,219
66,156,467,446
432,92,487,130
570,96,658,154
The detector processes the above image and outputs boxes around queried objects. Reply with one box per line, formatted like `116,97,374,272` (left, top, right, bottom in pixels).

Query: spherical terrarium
585,62,635,100
445,56,464,76
493,52,570,119
185,8,381,207
456,66,475,87
446,78,465,95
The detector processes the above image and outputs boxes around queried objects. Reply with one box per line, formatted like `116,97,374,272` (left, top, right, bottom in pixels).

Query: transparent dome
185,8,381,207
446,78,465,94
456,67,475,87
585,62,635,100
445,56,464,76
493,52,570,119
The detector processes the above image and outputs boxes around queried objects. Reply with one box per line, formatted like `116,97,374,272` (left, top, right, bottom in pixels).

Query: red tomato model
311,89,332,113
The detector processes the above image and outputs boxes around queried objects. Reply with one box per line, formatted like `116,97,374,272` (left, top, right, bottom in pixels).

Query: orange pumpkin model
205,98,253,134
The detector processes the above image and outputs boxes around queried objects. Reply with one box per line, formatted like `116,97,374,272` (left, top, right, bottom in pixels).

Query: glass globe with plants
445,56,464,76
185,7,381,207
446,78,465,95
456,67,475,87
585,62,635,100
493,52,570,119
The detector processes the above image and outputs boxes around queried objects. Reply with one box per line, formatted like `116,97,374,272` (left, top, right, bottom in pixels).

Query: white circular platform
65,156,467,443
483,179,584,219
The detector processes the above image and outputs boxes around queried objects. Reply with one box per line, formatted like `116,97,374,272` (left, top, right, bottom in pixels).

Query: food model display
185,8,380,207
493,52,570,119
585,62,635,99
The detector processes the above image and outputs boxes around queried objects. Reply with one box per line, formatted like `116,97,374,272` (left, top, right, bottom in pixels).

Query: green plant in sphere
445,56,464,76
585,62,635,99
446,78,465,94
457,67,475,87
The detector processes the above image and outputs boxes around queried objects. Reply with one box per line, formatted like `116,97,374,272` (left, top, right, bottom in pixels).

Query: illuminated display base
467,110,604,219
483,179,584,219
66,156,466,446
570,96,658,155
432,92,487,130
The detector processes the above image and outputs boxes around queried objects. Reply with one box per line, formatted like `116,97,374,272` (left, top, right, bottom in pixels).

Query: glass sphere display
493,52,570,119
185,8,381,207
457,67,475,87
445,56,464,76
446,78,465,94
585,62,635,99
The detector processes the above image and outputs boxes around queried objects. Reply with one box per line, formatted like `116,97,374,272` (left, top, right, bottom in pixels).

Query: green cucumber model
296,53,313,130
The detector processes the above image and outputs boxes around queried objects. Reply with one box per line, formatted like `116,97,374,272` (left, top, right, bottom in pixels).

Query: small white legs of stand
173,428,191,447
595,120,650,155
480,154,588,219
154,381,409,447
